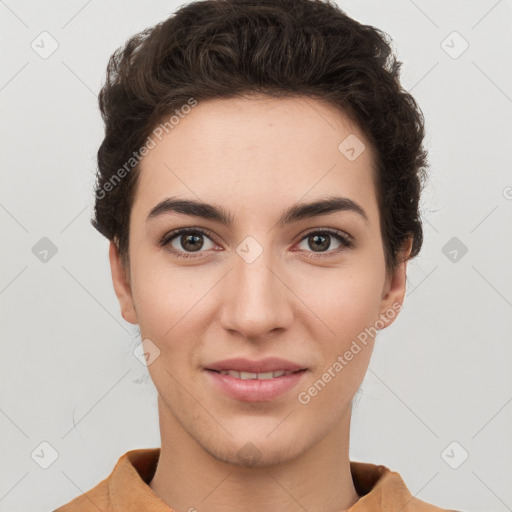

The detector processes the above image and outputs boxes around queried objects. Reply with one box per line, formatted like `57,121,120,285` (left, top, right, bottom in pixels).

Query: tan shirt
54,448,459,511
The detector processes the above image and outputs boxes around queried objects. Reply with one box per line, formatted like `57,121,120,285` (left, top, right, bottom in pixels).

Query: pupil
311,234,329,252
182,234,203,251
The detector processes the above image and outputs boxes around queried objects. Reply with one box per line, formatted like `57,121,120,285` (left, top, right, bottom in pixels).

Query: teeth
218,369,295,379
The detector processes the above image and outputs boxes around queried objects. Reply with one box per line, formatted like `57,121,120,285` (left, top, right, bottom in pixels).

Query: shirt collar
103,448,446,511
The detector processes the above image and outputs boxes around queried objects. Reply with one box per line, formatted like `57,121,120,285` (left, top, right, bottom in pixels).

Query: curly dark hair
92,0,428,275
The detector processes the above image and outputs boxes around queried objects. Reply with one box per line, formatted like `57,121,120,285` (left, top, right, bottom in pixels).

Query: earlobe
377,238,413,330
108,240,139,325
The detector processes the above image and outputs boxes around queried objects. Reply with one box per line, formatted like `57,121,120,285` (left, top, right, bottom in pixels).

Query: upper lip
205,357,307,373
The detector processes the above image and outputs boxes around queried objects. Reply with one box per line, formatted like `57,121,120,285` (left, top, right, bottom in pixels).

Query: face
110,95,410,467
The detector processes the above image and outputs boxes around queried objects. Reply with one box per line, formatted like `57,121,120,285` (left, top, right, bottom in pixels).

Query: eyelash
158,227,354,260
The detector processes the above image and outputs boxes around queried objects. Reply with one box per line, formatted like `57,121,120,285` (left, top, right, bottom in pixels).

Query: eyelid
298,226,354,245
158,226,219,256
293,227,354,258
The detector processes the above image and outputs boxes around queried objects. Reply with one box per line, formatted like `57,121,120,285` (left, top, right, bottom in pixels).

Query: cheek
292,264,383,394
129,253,187,337
129,253,218,353
293,263,384,335
296,281,378,411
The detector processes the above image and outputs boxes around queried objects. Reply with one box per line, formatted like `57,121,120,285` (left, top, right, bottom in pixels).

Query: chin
198,428,311,469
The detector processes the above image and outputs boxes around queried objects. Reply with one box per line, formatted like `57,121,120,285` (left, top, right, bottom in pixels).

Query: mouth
207,368,306,380
204,368,308,402
205,356,308,374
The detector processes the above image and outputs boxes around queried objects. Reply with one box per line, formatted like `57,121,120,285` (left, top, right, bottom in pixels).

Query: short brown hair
92,0,428,275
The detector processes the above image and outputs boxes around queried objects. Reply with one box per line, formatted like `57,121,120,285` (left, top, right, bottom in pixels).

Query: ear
109,240,139,325
377,237,413,330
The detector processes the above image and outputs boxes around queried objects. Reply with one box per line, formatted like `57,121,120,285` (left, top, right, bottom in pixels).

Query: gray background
1,0,511,510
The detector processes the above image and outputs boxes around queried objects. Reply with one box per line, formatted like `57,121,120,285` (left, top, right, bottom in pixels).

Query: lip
205,357,307,373
204,368,308,402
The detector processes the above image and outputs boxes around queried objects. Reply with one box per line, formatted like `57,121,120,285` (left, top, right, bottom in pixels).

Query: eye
295,229,354,258
159,228,217,259
159,227,354,260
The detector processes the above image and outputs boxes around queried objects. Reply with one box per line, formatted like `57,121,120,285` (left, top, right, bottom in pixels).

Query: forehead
132,95,379,224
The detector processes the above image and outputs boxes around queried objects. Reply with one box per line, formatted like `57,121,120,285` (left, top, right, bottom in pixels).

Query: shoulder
53,475,110,511
349,461,461,511
53,449,162,511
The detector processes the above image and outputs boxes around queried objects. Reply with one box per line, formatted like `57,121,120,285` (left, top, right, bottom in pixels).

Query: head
93,0,428,466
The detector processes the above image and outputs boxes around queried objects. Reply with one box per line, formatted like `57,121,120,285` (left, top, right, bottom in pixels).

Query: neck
149,395,360,512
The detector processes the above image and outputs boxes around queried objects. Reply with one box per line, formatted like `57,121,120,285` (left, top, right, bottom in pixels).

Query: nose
219,246,294,342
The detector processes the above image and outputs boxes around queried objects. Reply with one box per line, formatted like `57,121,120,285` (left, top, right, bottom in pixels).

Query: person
54,0,459,510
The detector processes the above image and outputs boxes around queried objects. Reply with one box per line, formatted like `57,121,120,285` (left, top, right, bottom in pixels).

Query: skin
109,94,412,512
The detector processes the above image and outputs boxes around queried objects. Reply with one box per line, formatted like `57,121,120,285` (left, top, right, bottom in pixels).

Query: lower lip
204,369,308,402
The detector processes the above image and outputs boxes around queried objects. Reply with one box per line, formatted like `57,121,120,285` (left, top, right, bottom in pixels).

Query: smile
205,369,308,401
212,369,300,380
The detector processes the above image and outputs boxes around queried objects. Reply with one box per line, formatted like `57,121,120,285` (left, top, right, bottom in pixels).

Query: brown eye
178,233,204,252
296,229,354,257
307,233,331,252
160,228,216,258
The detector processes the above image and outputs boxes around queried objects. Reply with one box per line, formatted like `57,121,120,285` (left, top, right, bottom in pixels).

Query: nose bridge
236,247,276,299
220,238,290,338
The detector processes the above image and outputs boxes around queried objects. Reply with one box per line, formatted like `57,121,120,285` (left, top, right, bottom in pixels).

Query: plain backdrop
1,1,511,511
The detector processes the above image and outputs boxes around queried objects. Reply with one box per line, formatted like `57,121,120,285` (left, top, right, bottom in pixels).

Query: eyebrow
146,195,368,227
